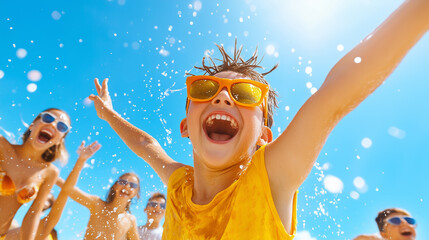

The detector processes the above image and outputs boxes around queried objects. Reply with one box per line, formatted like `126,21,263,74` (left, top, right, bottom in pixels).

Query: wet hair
375,208,410,232
22,108,70,165
147,192,166,205
188,39,279,128
106,172,141,213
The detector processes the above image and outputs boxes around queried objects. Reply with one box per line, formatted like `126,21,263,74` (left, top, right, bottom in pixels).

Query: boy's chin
199,149,250,169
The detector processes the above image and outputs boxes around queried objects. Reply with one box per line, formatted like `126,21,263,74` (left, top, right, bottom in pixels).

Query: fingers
88,95,103,104
101,78,109,98
92,143,102,153
94,78,102,95
80,140,85,148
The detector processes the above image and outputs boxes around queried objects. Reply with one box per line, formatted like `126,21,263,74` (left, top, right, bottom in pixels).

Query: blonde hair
22,108,70,165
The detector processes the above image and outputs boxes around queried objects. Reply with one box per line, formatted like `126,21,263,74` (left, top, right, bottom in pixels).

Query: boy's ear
257,126,273,146
180,118,189,138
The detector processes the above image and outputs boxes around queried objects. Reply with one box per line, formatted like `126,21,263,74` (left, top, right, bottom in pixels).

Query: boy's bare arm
266,0,429,192
89,78,184,184
37,141,101,239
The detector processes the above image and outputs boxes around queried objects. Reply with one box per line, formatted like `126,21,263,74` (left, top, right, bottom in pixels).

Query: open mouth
204,113,239,142
400,231,413,236
37,130,53,144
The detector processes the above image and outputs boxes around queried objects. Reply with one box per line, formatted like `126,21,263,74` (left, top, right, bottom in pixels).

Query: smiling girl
0,108,71,239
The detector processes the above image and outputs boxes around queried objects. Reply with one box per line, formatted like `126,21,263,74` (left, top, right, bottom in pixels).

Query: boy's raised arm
37,141,101,239
88,78,184,184
266,0,429,192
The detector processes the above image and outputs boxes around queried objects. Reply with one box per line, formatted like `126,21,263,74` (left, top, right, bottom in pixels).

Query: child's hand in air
89,78,114,120
77,141,101,161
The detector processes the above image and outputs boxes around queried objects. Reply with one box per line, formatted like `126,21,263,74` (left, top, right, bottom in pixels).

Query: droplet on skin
354,57,362,63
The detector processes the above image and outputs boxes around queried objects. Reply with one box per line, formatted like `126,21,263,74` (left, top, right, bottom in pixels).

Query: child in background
138,192,166,240
89,0,429,238
1,109,71,239
57,172,141,239
354,208,417,240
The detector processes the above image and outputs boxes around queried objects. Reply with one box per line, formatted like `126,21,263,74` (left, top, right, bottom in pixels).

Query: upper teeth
41,130,53,137
206,114,238,128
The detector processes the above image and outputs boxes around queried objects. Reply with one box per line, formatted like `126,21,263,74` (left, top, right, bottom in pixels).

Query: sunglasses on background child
186,75,269,126
40,112,71,133
147,201,167,209
386,216,416,226
116,179,139,189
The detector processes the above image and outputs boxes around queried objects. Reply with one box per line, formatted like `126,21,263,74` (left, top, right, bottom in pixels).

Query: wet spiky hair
188,40,279,128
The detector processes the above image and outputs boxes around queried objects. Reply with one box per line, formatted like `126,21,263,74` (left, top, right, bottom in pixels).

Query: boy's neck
191,157,250,205
144,218,161,229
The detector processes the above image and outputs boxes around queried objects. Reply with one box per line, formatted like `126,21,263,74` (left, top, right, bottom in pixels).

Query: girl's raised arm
36,141,101,239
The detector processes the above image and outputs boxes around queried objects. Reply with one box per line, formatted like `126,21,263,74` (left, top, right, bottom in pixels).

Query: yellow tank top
163,145,298,240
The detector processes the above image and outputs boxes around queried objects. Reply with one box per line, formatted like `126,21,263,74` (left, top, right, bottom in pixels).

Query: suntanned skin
380,213,416,240
0,109,70,239
143,196,166,230
57,174,140,240
354,213,416,240
5,141,101,240
89,0,429,235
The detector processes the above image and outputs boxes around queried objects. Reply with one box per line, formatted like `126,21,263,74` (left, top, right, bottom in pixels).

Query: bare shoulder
127,213,137,222
45,164,60,178
0,135,13,153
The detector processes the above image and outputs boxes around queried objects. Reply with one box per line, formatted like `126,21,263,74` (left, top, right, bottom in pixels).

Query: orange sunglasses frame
185,75,269,126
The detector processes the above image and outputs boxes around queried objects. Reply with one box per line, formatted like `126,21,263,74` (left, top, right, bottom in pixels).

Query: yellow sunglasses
186,75,269,126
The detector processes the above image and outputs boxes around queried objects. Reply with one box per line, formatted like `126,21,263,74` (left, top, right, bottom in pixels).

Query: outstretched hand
77,141,101,160
89,78,114,120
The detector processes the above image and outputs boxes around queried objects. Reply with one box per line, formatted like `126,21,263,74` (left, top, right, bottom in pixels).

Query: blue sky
1,0,428,239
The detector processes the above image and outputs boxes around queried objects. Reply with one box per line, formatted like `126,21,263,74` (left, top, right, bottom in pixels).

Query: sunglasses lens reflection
388,217,402,225
57,122,69,133
404,217,416,225
42,113,55,123
231,82,262,105
189,80,219,100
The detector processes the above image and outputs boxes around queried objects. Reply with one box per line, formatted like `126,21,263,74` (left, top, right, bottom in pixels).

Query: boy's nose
211,88,233,107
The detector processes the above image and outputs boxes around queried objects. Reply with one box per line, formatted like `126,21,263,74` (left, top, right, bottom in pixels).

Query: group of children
0,108,166,240
1,0,428,239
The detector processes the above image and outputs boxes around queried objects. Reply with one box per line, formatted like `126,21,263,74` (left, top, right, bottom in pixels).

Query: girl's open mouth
37,130,53,144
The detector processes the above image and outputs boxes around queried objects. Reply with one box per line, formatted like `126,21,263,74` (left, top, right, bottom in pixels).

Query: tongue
38,134,49,143
209,133,231,141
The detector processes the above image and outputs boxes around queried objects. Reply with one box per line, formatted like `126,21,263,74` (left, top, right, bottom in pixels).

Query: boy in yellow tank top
88,1,429,238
